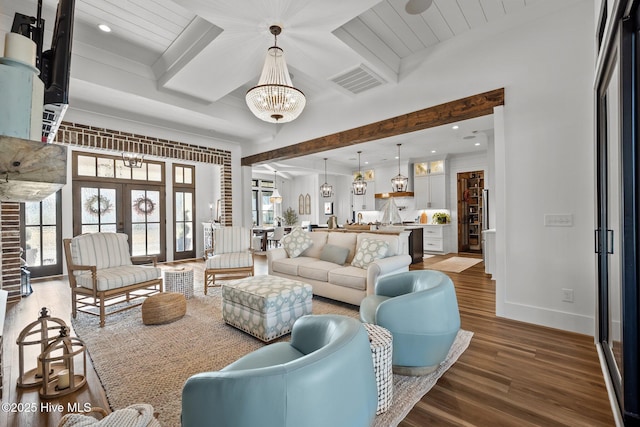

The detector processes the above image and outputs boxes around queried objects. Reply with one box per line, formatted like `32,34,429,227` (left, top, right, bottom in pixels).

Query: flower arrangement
432,212,451,224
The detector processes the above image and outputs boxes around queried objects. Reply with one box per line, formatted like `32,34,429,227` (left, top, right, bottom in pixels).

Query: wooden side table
363,323,393,414
164,267,194,299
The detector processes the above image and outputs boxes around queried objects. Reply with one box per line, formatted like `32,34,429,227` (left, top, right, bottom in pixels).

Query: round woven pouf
141,293,186,325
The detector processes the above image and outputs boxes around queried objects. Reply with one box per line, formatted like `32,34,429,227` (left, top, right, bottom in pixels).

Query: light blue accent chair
181,314,378,427
359,270,460,376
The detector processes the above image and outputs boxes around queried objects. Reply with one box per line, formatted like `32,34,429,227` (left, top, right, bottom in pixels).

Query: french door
20,191,62,278
73,182,166,261
595,2,640,424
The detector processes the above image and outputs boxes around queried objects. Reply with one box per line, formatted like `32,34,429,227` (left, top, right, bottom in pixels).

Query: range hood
0,135,67,202
374,191,414,199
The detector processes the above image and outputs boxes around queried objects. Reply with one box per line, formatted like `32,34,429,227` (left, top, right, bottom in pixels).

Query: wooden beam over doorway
241,88,504,166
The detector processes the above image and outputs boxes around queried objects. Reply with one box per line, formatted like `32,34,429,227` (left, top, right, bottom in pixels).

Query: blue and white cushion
206,252,253,269
75,265,162,291
281,227,313,258
351,238,389,269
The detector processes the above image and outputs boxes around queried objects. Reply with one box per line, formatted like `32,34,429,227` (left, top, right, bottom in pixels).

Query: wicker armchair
204,227,254,295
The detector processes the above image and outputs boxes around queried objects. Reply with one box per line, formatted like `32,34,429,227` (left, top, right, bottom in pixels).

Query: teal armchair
360,270,460,376
181,314,378,427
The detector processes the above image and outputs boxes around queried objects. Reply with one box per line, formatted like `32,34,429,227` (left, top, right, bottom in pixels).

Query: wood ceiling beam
241,88,504,166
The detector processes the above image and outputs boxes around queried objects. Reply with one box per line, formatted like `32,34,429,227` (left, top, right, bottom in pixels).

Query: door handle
607,229,614,255
594,229,600,254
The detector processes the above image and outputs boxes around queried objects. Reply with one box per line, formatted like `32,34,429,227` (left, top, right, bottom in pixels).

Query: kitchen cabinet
422,224,451,254
413,160,447,209
414,174,446,209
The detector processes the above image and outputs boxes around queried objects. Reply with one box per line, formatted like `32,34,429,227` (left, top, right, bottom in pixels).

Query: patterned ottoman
221,275,313,342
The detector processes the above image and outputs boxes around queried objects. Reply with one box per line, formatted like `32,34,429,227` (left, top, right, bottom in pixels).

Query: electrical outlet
562,288,574,303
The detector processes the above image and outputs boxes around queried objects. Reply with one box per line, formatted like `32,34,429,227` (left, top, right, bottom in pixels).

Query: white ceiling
1,0,546,173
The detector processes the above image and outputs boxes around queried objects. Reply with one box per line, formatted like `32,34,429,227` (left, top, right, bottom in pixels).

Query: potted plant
432,212,451,224
283,207,298,226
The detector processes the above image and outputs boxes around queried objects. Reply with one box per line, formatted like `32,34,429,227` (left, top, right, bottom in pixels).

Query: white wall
448,152,489,253
248,1,596,334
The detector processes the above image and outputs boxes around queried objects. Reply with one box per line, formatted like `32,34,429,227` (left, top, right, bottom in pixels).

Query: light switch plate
544,214,573,227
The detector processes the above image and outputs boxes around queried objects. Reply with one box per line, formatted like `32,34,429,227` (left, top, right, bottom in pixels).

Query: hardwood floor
1,254,613,426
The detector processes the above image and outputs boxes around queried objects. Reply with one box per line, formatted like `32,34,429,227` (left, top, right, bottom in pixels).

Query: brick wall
0,122,235,298
1,203,22,302
57,122,234,225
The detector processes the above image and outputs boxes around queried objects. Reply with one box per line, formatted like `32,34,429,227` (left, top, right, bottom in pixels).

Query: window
72,151,166,261
251,179,275,225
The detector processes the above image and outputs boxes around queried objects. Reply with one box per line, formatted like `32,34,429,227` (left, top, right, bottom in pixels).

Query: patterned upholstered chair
204,227,254,295
63,233,163,327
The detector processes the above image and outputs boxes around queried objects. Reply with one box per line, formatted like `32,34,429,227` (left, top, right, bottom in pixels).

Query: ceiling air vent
330,64,385,95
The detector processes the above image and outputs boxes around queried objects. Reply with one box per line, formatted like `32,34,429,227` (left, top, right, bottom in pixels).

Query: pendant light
352,151,367,195
320,158,333,198
390,143,408,192
270,171,282,203
246,25,306,123
122,152,144,168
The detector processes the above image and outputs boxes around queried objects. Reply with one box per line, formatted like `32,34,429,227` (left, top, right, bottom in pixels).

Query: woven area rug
427,256,482,273
71,283,472,426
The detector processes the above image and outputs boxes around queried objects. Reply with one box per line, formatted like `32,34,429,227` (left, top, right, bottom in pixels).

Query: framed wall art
324,202,333,215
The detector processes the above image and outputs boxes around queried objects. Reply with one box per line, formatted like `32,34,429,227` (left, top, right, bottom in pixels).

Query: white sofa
267,230,412,306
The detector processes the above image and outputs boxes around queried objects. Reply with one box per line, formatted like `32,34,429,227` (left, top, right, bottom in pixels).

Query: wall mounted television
11,0,75,143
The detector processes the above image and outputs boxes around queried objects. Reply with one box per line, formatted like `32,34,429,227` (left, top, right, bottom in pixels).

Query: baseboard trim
500,301,595,336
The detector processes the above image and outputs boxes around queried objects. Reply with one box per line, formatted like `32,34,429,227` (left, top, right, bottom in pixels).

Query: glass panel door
21,191,62,278
73,183,123,235
73,182,166,261
605,64,623,382
595,4,640,421
174,190,195,259
128,187,164,259
173,164,195,260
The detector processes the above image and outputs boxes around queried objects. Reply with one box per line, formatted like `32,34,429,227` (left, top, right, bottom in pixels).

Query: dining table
252,226,292,251
252,227,273,252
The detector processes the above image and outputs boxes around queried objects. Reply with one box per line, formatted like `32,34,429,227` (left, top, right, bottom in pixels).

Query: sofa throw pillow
319,244,350,265
351,238,389,269
281,227,313,258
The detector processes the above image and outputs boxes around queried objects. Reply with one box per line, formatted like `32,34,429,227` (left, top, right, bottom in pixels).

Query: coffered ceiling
1,0,552,166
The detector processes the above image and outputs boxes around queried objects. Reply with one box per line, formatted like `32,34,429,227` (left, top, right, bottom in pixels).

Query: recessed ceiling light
394,156,399,159
431,150,436,153
98,24,112,33
365,161,369,164
475,143,481,146
452,125,459,130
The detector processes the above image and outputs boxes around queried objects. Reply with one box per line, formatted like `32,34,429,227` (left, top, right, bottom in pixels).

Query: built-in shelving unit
457,170,484,253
